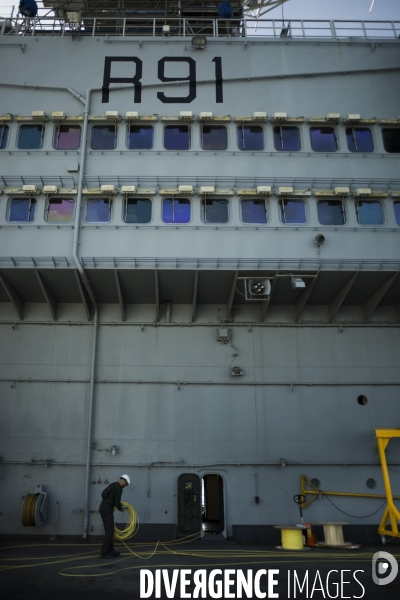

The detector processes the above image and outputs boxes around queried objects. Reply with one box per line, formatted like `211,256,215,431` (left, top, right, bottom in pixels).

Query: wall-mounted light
191,36,207,49
111,445,118,456
315,234,325,246
292,277,306,289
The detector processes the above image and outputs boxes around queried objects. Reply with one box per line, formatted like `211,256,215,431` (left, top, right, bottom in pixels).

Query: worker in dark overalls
99,474,130,559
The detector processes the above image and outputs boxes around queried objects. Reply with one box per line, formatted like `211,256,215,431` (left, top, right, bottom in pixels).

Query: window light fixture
256,186,272,195
278,186,294,195
32,111,46,120
162,24,170,35
51,111,66,120
272,112,288,120
334,187,350,196
105,111,120,120
252,112,267,120
354,188,372,196
125,111,139,120
100,185,118,194
178,185,194,194
121,185,137,194
179,111,193,120
345,114,361,121
326,113,341,122
199,185,215,194
43,185,58,194
22,185,40,193
199,112,213,120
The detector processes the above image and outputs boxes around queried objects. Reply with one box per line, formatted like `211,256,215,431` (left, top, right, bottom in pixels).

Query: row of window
1,122,400,153
5,196,400,226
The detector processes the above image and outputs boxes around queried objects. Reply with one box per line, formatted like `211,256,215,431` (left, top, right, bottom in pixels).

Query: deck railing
0,12,399,40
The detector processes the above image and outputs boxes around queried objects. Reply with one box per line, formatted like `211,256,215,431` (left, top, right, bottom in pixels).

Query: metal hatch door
178,473,201,534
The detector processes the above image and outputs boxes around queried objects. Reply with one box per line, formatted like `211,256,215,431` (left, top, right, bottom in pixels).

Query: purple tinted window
394,202,400,225
279,199,307,224
310,126,338,152
357,200,383,225
237,125,264,151
241,199,268,224
162,198,191,223
0,124,9,149
53,125,81,150
127,125,153,150
85,198,112,222
317,200,345,225
90,125,117,150
273,126,301,151
47,198,75,223
346,127,374,152
18,124,44,149
202,198,229,223
201,125,227,150
382,128,400,153
164,125,190,150
8,198,36,222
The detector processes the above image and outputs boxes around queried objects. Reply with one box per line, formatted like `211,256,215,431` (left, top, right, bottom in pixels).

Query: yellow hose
22,494,39,527
113,502,139,541
280,528,304,550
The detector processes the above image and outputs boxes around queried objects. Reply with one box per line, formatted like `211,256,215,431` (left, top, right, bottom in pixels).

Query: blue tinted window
202,198,229,223
0,124,9,149
317,200,345,225
90,125,117,150
8,198,36,222
310,126,337,152
162,198,191,223
394,201,400,225
273,126,301,151
357,200,383,225
85,198,112,222
164,125,190,150
382,128,400,153
53,124,81,150
127,125,153,150
279,199,307,224
237,125,264,151
201,125,227,150
346,127,374,152
18,124,44,149
241,199,268,224
124,198,152,223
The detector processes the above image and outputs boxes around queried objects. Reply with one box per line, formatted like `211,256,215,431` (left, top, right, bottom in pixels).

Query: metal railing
0,13,399,39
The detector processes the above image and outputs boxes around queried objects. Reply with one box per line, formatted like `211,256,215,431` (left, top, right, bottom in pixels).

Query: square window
53,124,81,150
90,125,117,150
309,126,338,152
279,199,307,224
273,126,301,151
237,125,264,151
317,200,345,225
85,198,112,223
241,199,268,224
382,128,400,153
46,198,75,223
201,198,229,223
394,201,400,225
127,125,154,150
346,127,374,152
124,198,152,223
17,124,45,149
8,197,36,222
162,197,191,223
164,125,191,150
356,200,384,225
201,125,227,150
0,124,9,149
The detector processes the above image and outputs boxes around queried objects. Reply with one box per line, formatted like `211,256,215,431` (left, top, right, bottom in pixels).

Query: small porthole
311,478,320,489
358,395,368,405
366,478,376,489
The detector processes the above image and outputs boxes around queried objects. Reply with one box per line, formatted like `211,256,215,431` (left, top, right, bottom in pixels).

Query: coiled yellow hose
113,502,139,541
281,528,304,550
22,493,39,526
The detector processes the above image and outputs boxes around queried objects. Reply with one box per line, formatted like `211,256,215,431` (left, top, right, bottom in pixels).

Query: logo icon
372,551,398,586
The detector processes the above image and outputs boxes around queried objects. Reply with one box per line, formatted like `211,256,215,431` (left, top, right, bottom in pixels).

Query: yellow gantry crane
376,428,400,543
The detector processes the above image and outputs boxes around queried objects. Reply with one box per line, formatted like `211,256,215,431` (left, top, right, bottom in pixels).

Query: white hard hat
120,474,130,485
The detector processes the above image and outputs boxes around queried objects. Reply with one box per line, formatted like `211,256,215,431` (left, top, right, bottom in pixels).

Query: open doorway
201,474,224,534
